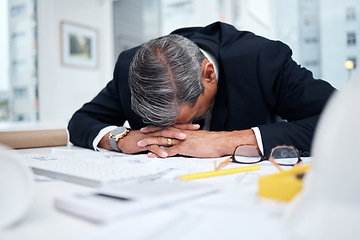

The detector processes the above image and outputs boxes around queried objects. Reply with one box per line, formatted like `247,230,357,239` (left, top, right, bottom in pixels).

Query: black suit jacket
68,22,335,156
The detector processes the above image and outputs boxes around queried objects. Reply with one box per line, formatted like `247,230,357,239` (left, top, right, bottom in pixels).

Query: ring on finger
167,138,172,147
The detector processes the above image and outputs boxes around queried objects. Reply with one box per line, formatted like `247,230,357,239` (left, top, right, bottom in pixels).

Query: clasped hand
118,123,229,158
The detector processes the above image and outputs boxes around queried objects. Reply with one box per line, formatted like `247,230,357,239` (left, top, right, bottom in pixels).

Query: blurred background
0,0,359,127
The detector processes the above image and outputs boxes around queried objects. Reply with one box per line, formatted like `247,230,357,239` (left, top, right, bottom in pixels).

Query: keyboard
22,154,170,187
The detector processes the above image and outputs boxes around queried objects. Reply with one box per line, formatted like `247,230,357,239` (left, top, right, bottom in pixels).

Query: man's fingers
140,126,162,133
147,152,159,158
140,126,186,140
165,145,181,157
158,128,187,140
172,123,200,130
137,137,179,147
147,144,181,158
140,128,187,143
147,145,168,158
140,123,200,133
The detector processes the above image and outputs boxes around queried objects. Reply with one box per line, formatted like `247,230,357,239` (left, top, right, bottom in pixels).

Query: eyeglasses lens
270,146,298,165
234,145,261,163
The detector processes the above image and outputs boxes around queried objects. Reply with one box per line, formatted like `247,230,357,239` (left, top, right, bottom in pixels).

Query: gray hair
129,34,205,127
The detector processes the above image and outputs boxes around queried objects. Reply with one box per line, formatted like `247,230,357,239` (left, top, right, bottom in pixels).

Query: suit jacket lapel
181,31,227,131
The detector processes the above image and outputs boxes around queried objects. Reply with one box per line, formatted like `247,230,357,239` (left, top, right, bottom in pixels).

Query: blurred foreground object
285,72,360,240
0,129,68,149
0,145,34,229
258,164,311,202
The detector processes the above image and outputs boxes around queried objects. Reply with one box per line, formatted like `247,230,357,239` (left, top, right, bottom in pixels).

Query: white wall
37,0,114,124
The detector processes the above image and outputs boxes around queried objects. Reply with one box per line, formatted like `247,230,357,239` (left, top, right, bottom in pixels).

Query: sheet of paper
21,147,233,181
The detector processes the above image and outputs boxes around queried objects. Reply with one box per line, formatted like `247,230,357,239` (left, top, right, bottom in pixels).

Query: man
68,22,335,158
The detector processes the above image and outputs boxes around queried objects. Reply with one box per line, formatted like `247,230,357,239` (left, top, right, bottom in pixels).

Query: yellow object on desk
258,164,311,202
179,165,260,180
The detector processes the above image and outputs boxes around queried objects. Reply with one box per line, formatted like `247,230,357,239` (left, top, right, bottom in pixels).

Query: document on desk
21,148,174,187
21,147,228,187
55,179,219,223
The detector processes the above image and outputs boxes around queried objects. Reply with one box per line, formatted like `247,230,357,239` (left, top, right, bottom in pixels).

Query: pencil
179,165,261,180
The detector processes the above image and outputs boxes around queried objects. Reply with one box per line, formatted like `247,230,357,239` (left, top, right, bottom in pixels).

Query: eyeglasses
215,145,302,171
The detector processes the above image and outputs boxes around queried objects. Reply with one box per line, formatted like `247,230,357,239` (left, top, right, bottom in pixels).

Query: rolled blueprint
0,129,68,149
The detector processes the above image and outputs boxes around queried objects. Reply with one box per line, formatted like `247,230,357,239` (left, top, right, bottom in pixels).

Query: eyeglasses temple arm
269,157,283,171
215,157,232,171
295,159,303,166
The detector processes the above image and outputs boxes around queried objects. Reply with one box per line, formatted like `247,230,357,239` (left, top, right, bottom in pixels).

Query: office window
12,60,27,74
33,55,38,78
11,32,26,46
165,1,193,18
346,7,356,21
0,98,9,120
304,37,318,44
13,87,28,98
2,0,38,123
11,60,26,75
15,114,26,121
304,60,319,67
347,32,356,46
304,16,317,26
11,4,26,18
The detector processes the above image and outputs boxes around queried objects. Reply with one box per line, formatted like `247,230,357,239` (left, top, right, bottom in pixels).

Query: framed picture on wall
61,21,98,68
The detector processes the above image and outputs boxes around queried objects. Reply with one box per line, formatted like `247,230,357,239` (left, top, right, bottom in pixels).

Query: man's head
129,34,217,127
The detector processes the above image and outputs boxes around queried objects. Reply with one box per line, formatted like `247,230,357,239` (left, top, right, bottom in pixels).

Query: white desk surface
1,145,306,240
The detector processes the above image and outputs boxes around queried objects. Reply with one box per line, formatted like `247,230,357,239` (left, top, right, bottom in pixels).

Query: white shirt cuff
251,127,264,155
92,125,118,151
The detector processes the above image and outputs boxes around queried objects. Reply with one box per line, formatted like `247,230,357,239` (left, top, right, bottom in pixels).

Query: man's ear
202,59,216,83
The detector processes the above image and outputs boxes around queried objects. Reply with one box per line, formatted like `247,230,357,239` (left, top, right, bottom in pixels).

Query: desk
1,145,305,240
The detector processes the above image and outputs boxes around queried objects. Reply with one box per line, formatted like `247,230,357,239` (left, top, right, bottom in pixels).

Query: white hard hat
0,145,34,229
285,71,360,240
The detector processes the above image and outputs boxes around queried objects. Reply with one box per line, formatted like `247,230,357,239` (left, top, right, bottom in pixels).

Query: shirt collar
199,48,219,83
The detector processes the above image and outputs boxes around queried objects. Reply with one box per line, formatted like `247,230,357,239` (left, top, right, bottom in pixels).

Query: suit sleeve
67,52,130,149
256,41,336,156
